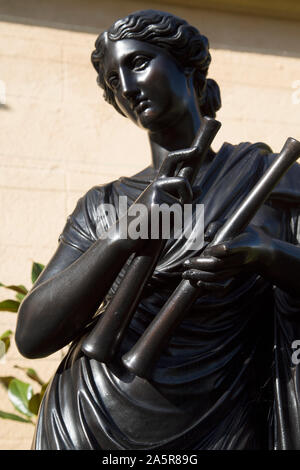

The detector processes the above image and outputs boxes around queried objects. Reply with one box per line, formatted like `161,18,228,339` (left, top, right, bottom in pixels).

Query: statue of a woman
15,10,300,450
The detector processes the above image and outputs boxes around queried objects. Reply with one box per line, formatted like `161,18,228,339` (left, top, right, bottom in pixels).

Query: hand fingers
182,268,238,282
158,147,198,178
183,252,243,272
204,220,225,242
156,176,193,204
204,238,249,259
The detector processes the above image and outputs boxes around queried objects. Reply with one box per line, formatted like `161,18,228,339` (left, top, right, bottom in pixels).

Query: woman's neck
148,108,204,171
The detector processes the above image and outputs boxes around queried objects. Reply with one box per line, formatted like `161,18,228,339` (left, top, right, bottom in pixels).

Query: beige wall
0,0,299,449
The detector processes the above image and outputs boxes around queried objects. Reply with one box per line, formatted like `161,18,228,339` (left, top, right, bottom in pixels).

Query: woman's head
91,10,221,120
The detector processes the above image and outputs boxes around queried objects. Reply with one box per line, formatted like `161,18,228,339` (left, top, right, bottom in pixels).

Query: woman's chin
136,108,163,131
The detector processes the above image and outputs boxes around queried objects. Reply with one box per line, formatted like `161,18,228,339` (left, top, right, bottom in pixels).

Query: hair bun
200,78,221,118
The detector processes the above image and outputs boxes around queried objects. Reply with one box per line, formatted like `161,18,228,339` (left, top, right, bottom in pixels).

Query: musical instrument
81,117,221,361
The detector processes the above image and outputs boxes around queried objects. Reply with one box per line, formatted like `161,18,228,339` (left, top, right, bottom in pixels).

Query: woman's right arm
16,145,196,359
15,223,140,359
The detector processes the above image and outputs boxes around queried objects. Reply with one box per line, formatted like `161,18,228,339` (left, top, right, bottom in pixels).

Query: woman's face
102,36,195,132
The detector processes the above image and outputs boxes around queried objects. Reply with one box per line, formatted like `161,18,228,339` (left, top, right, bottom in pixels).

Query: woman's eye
132,56,150,71
108,75,119,89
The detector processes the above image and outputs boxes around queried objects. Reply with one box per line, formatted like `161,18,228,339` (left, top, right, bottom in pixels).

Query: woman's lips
133,100,150,113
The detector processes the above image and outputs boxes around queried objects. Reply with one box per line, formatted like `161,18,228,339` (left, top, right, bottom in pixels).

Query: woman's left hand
182,224,274,294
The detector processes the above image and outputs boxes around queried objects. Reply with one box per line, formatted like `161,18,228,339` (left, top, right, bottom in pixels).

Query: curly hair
91,9,221,118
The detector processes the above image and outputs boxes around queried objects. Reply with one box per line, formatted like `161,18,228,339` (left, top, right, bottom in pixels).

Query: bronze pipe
81,117,221,362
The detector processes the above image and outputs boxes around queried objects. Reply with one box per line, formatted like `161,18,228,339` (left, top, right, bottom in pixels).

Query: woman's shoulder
80,181,116,206
60,167,151,250
219,140,300,205
217,140,273,162
59,181,117,251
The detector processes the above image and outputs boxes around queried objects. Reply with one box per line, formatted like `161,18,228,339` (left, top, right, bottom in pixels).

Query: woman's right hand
139,142,201,206
136,174,193,207
115,144,201,249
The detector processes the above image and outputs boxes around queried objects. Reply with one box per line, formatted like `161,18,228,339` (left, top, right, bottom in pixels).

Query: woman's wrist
258,236,277,271
256,237,300,294
105,218,144,255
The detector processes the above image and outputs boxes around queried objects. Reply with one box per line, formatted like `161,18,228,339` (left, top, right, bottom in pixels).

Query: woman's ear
184,66,194,80
184,66,194,76
184,67,195,93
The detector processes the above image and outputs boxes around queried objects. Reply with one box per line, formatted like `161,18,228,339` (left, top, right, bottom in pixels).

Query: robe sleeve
58,184,114,253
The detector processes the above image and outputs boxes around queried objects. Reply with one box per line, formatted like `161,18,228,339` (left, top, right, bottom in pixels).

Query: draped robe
32,142,300,450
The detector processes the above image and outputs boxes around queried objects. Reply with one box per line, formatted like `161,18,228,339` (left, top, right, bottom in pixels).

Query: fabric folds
33,142,300,450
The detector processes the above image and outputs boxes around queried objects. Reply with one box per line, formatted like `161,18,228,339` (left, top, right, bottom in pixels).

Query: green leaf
40,382,49,399
28,393,42,415
8,378,33,417
27,368,44,386
0,284,28,295
14,366,45,386
16,292,26,302
27,381,49,415
0,410,32,423
0,330,13,340
0,376,15,389
0,337,10,353
31,262,44,284
0,330,13,353
0,340,6,359
40,382,49,398
0,299,20,312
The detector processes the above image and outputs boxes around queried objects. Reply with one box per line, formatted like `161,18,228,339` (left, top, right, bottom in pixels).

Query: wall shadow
0,0,300,58
0,104,11,111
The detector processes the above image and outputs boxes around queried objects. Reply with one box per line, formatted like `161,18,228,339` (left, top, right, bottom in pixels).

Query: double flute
82,117,221,361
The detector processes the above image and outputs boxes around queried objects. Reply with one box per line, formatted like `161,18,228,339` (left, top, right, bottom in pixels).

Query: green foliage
0,285,28,311
0,262,47,425
29,382,48,416
8,378,34,417
31,262,44,284
0,373,48,422
0,263,44,315
0,376,15,388
14,366,44,386
0,410,33,424
0,330,13,353
0,284,28,295
0,300,20,312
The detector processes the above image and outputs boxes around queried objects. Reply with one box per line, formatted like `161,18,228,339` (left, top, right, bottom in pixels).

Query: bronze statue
15,10,300,450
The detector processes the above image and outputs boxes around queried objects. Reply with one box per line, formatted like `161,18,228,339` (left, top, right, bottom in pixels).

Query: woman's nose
119,69,138,100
